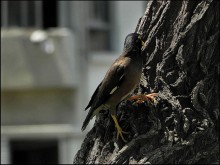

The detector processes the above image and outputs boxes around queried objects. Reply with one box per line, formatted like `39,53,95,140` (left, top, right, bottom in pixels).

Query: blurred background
1,1,146,164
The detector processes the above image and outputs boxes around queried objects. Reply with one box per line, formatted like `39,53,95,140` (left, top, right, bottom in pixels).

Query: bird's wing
82,61,125,131
85,60,125,111
85,81,102,110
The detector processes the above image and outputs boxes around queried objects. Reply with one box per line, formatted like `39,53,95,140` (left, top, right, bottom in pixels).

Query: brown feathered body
82,33,143,131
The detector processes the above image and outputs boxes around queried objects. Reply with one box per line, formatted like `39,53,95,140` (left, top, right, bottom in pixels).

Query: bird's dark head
123,33,144,54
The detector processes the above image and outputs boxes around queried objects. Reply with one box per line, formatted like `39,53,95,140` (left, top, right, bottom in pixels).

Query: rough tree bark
74,0,219,164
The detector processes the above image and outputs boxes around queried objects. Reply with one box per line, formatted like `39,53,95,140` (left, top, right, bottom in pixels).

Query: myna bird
82,33,145,142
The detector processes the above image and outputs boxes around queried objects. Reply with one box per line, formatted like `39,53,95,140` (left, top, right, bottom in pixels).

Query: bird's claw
111,114,128,142
128,93,158,104
116,127,129,142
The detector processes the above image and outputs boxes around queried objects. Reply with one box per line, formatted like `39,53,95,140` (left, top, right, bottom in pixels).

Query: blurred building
1,1,145,164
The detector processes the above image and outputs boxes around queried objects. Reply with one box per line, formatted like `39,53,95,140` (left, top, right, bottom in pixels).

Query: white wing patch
110,86,118,94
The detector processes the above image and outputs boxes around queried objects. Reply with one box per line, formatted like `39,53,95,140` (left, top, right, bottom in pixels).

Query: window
42,1,57,29
10,139,58,164
87,1,111,51
1,1,57,29
91,1,109,22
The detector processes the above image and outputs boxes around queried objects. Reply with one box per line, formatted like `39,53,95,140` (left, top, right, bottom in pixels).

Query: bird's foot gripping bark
128,93,158,104
111,114,129,142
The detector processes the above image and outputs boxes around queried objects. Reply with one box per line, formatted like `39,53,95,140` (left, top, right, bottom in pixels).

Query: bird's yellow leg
111,114,128,142
128,93,158,104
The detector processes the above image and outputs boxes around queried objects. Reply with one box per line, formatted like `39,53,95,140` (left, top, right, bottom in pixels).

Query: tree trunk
74,0,219,164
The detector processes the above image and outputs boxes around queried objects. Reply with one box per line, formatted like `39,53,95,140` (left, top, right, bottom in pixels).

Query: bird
82,33,145,142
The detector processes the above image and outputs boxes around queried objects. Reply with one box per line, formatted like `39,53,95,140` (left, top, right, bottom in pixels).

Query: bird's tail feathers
81,109,93,131
81,106,103,131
